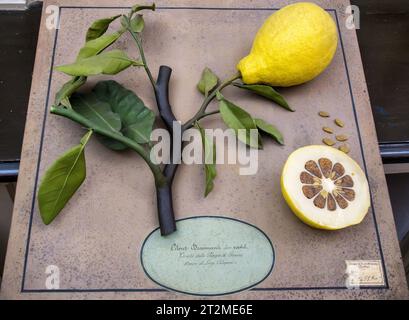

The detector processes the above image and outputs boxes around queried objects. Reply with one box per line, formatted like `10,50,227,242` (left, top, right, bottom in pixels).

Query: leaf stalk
182,72,241,130
50,105,167,187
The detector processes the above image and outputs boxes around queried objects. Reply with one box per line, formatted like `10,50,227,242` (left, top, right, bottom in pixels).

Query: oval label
141,216,275,296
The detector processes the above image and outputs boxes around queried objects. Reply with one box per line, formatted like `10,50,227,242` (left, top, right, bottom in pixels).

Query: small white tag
345,260,385,288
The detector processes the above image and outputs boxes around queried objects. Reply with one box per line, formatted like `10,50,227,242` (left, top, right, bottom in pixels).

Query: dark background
353,0,409,144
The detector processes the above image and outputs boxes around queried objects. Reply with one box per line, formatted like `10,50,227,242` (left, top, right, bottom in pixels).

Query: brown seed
339,144,350,153
318,158,333,178
333,192,349,209
331,163,345,180
319,111,330,118
300,171,316,184
336,134,348,142
327,193,337,211
335,118,344,128
340,188,355,201
322,138,335,146
302,185,323,199
313,194,326,209
335,175,354,188
305,160,322,178
322,127,333,134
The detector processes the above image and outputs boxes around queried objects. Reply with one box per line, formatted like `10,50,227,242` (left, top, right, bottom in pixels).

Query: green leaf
254,118,284,145
55,50,143,76
195,122,217,197
130,14,145,33
38,130,92,225
70,91,128,150
96,135,129,151
219,98,261,149
197,67,219,96
93,80,155,145
70,92,122,133
76,32,122,61
55,30,124,107
85,15,121,42
69,81,155,151
233,82,293,112
55,76,87,107
132,3,156,13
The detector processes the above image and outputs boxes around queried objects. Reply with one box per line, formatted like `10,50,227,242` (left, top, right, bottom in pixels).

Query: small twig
182,72,241,130
50,106,167,187
127,25,156,90
195,109,220,122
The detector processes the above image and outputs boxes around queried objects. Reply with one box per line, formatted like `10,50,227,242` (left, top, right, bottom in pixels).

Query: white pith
282,145,371,229
321,178,336,193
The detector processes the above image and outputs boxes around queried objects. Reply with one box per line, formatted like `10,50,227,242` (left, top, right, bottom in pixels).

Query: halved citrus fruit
281,145,370,230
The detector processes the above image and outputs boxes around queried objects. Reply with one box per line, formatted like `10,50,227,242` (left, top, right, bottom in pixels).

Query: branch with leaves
38,4,291,236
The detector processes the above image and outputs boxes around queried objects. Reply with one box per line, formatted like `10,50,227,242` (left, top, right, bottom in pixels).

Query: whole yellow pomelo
237,2,338,87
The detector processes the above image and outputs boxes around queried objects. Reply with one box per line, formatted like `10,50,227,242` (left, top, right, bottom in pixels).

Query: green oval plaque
141,216,275,296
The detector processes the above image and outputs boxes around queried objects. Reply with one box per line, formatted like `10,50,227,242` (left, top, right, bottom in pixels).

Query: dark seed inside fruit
327,193,337,211
300,171,316,184
305,160,322,178
331,163,345,180
333,192,348,209
300,159,357,212
313,194,326,209
318,158,333,178
340,188,355,201
335,175,354,188
302,185,323,199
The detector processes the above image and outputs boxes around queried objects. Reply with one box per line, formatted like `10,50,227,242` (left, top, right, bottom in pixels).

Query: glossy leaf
85,15,121,42
55,76,87,107
219,98,261,149
233,82,293,111
130,14,145,33
254,118,284,145
55,50,143,76
93,80,155,145
197,67,219,96
70,92,122,132
70,91,127,150
77,32,122,61
38,130,92,225
195,122,217,197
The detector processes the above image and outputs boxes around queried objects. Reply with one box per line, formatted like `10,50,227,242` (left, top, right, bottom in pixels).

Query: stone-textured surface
1,0,408,299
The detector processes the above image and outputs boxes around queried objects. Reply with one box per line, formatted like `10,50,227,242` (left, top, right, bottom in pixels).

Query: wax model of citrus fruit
237,2,338,87
281,145,370,230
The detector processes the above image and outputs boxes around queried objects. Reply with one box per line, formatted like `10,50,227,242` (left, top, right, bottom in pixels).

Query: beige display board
1,0,408,299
